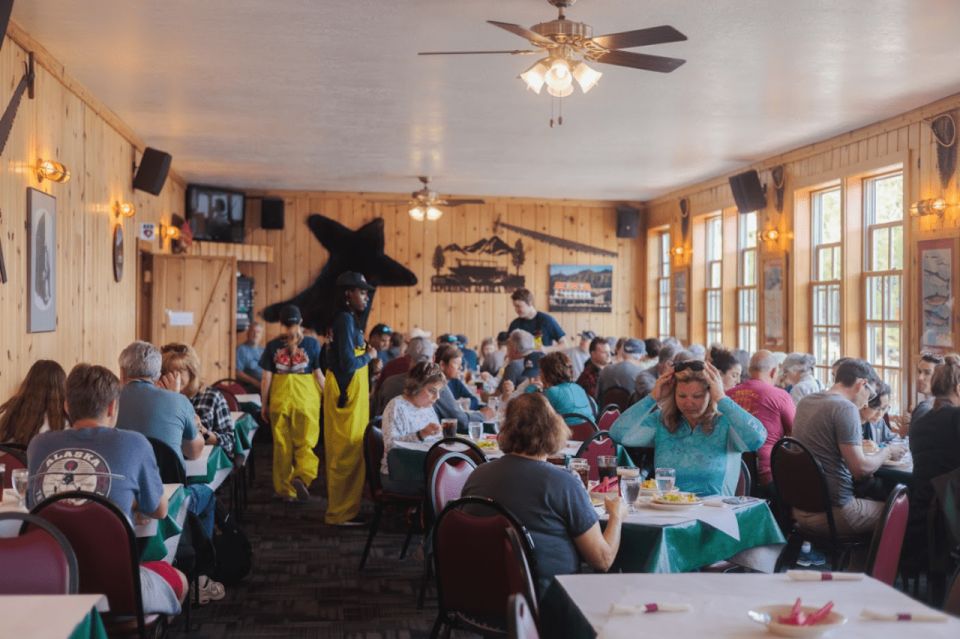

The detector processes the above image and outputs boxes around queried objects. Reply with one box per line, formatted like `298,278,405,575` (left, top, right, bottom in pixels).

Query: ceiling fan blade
589,25,687,50
419,49,538,56
442,199,487,207
487,20,555,47
593,50,685,73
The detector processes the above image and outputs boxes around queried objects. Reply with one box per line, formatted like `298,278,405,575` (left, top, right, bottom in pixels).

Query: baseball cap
439,334,460,345
622,338,644,354
371,323,392,335
520,351,546,380
580,330,597,340
335,271,374,291
409,327,432,340
279,304,302,325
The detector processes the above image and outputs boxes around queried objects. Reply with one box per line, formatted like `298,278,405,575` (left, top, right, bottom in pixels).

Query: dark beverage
598,465,618,480
441,419,457,438
575,466,589,488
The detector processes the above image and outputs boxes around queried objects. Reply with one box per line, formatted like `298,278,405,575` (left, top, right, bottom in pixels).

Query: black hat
371,323,392,335
335,271,374,291
496,331,511,344
580,330,597,340
279,304,303,325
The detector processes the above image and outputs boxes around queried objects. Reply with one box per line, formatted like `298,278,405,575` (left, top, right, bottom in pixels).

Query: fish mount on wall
263,215,417,333
431,236,525,293
493,216,618,258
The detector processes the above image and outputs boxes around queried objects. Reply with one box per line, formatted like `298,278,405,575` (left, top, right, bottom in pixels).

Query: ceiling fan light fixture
408,205,426,221
546,82,574,98
573,61,602,93
520,60,549,94
425,206,443,221
544,57,573,92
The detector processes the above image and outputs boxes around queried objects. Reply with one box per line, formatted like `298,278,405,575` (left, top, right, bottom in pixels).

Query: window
657,230,671,339
737,212,758,353
704,215,723,346
811,186,843,386
863,172,904,414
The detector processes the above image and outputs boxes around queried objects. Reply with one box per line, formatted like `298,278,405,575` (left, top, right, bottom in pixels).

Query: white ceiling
11,0,960,201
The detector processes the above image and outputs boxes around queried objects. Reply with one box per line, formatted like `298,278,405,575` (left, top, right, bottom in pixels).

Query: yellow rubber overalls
270,372,322,499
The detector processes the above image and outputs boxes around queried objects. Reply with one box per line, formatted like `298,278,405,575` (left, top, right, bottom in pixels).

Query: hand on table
887,443,907,461
420,423,441,439
604,495,628,521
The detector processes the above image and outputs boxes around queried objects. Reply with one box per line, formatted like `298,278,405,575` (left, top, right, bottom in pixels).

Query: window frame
810,185,844,386
736,211,758,353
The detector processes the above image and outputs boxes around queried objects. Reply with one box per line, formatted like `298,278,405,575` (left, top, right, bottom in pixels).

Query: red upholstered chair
431,496,538,638
597,408,620,432
30,491,162,638
0,512,78,594
575,430,617,482
865,484,910,586
599,386,632,412
561,414,598,443
0,444,27,489
424,437,487,478
507,593,540,639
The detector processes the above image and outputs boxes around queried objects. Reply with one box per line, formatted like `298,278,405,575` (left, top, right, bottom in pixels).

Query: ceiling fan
400,177,486,221
419,0,687,98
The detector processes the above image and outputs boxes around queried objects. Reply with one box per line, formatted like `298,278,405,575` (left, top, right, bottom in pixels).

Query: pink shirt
727,378,795,484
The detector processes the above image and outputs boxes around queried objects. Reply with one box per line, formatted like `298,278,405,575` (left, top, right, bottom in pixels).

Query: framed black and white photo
27,188,56,332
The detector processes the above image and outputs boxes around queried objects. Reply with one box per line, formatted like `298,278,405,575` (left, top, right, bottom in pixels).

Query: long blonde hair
659,368,720,434
284,322,304,355
160,343,203,397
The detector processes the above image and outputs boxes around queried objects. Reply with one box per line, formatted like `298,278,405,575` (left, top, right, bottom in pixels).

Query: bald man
727,350,796,486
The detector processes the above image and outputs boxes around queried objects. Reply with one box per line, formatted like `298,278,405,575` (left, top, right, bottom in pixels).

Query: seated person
610,360,766,496
235,321,265,391
709,346,743,391
27,364,186,615
438,344,481,410
597,338,646,400
860,381,898,444
538,352,593,424
0,359,69,447
380,362,444,494
462,393,625,595
373,337,436,415
160,343,236,458
910,351,944,430
576,336,611,399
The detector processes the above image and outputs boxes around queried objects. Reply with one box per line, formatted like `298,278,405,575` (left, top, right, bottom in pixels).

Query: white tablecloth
600,498,744,540
184,445,213,477
134,483,183,538
234,393,261,406
393,438,582,460
0,594,108,638
555,573,960,639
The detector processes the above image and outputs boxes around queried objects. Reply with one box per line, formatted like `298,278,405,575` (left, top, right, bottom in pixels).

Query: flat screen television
185,184,246,243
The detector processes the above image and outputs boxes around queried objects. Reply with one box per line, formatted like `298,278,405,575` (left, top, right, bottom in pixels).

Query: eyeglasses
673,360,706,373
862,380,879,402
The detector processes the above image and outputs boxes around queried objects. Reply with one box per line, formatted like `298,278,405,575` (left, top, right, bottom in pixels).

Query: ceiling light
573,61,602,94
408,206,426,221
425,206,443,221
520,60,549,94
544,57,573,93
115,201,136,218
546,83,574,98
36,159,70,183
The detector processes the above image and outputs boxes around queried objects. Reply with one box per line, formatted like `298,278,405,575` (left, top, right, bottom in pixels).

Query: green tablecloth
234,413,257,456
67,606,108,639
607,501,785,573
140,485,188,562
187,445,234,485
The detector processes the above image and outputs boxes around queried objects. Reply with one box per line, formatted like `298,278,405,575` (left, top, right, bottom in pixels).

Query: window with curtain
811,186,843,386
658,230,672,339
737,211,758,353
863,172,904,414
705,215,723,346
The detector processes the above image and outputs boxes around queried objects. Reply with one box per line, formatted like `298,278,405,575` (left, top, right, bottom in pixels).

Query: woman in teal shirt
609,360,765,496
539,352,594,424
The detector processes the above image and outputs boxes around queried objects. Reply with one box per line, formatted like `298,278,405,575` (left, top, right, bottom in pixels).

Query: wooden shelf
184,241,274,263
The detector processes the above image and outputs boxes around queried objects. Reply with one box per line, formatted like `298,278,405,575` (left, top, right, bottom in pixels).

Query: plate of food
649,492,703,509
475,438,498,451
639,478,660,496
747,599,845,637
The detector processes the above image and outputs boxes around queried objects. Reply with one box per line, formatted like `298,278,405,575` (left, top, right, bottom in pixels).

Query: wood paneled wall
0,24,184,400
239,192,644,344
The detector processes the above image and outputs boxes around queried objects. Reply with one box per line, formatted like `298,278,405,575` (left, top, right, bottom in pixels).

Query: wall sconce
114,201,136,218
36,159,70,183
671,245,685,257
161,224,181,242
909,198,948,217
761,228,781,242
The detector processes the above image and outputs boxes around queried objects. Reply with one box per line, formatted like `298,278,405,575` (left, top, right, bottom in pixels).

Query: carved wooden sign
431,236,525,294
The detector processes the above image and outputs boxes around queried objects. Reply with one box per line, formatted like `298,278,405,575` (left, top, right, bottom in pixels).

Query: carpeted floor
168,443,456,639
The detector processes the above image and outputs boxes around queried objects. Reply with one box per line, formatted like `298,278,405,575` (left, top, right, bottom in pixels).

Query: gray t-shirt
597,360,644,398
117,380,198,469
462,455,598,592
792,392,861,506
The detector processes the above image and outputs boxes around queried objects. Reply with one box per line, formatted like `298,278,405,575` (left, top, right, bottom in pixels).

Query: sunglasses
673,360,706,373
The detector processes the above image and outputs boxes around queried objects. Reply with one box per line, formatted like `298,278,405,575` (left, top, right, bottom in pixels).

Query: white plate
748,604,846,637
648,498,704,510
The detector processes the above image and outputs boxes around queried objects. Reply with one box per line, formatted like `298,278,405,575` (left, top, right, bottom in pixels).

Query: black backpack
211,500,252,585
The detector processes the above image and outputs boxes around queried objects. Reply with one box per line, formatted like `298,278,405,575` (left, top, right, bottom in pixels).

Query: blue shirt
461,347,479,372
610,395,766,496
27,426,164,522
508,312,565,348
236,343,265,381
544,382,594,424
324,311,371,377
117,381,198,469
259,335,322,375
448,378,480,410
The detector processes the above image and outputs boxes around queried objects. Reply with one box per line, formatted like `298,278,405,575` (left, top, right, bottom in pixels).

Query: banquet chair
431,496,538,638
771,437,870,572
597,408,620,432
31,491,163,639
0,512,78,594
0,444,27,489
148,437,188,484
865,484,909,586
575,431,617,482
735,457,753,497
424,437,487,474
587,395,599,420
359,419,423,570
598,386,632,412
562,413,598,443
507,593,540,639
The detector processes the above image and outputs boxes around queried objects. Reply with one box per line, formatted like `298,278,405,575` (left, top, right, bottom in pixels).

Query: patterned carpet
168,442,460,639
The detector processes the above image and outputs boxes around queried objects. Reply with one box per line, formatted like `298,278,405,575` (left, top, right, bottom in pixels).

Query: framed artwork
918,238,956,350
762,257,786,348
27,188,56,333
673,269,688,342
113,225,124,283
548,264,612,313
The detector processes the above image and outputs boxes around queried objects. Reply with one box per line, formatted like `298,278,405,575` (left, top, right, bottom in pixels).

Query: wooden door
140,253,237,383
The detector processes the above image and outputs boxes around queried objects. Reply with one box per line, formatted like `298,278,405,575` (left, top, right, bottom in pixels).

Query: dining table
134,482,190,563
0,593,109,639
230,411,259,461
874,450,913,488
234,393,261,408
185,444,233,491
540,572,960,638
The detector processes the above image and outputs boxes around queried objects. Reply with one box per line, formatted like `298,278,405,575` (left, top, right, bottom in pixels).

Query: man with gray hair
781,353,822,404
501,329,535,386
373,336,436,415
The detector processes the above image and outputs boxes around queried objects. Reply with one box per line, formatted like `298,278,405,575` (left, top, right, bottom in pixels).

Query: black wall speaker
729,170,767,213
133,147,172,195
616,205,640,239
261,198,285,230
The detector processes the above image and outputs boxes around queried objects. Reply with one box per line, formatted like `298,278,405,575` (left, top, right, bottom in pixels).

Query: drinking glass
597,455,618,480
655,467,676,493
468,421,483,441
617,466,640,480
457,398,472,412
621,477,642,511
569,458,590,489
11,468,28,507
441,418,458,438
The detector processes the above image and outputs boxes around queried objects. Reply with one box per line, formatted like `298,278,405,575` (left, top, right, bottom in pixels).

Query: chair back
433,496,538,633
770,437,832,514
211,379,250,397
0,444,27,489
575,431,617,482
362,419,385,495
30,491,146,631
736,457,752,497
147,437,187,484
563,415,598,443
428,452,479,521
0,512,78,594
597,409,620,432
599,386,632,412
866,484,910,586
424,437,487,476
507,593,540,639
587,395,599,420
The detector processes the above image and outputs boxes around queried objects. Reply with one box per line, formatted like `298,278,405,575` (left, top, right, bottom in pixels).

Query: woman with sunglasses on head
609,359,766,496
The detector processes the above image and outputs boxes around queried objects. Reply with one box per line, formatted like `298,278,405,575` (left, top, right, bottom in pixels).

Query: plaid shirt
191,387,236,457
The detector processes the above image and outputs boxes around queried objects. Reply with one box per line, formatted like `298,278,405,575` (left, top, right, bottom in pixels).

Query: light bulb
408,206,425,221
116,201,136,218
520,60,548,94
573,61,602,93
425,206,443,221
546,83,574,98
544,58,573,92
932,198,947,212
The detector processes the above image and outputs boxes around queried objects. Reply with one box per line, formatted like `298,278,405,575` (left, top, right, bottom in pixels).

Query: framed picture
918,238,957,350
27,188,56,332
762,257,786,348
548,264,612,313
673,269,688,342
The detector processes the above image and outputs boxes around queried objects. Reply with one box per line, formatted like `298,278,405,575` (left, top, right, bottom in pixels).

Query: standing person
576,337,612,399
508,288,566,351
321,272,376,525
0,360,68,446
236,321,265,391
564,331,596,379
260,304,323,504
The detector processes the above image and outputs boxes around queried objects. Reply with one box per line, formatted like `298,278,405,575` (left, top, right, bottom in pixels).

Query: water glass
11,468,28,507
621,477,642,511
569,458,590,489
468,421,483,441
597,455,618,480
441,418,458,438
655,467,676,493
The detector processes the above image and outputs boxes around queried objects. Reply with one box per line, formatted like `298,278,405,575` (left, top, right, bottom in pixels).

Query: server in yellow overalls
323,271,376,525
260,304,323,502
